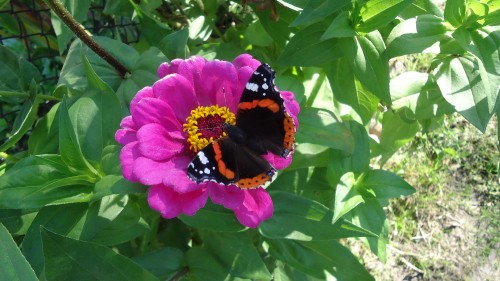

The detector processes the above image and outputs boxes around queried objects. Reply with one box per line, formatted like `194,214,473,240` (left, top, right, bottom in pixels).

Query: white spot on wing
198,152,209,164
246,82,259,92
262,83,269,90
204,168,210,174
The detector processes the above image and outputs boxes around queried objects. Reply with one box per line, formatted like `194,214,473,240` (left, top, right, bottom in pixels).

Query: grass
363,114,499,280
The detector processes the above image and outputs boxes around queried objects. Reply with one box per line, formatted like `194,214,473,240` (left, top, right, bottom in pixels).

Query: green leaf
386,15,449,57
0,96,41,152
59,96,98,175
357,0,414,33
66,55,122,163
0,155,94,209
287,143,331,170
41,228,159,281
257,6,299,47
391,72,455,121
244,20,273,47
50,0,91,53
356,169,415,199
350,198,389,262
268,239,374,280
186,247,239,281
339,31,391,103
433,55,497,132
260,191,376,240
295,107,354,153
321,11,356,40
444,0,466,27
132,248,185,280
273,260,321,281
0,45,41,92
58,37,138,91
179,202,246,232
158,28,189,59
291,0,352,26
332,173,364,223
0,223,38,281
197,230,272,280
399,0,443,18
92,175,145,201
325,58,379,124
371,111,419,165
277,22,341,67
0,209,37,236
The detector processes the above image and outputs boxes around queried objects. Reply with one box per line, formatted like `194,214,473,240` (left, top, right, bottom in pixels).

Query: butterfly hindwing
187,137,275,189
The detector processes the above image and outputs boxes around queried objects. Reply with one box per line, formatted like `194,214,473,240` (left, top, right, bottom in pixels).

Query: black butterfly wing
237,64,295,157
187,137,275,189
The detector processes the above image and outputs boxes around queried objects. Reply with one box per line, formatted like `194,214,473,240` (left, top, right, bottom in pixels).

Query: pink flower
115,54,299,228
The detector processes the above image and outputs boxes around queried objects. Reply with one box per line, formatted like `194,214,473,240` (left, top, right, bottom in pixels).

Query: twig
400,257,424,274
44,0,129,78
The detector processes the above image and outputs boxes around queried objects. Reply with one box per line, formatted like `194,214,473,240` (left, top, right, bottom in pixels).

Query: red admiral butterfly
187,64,296,189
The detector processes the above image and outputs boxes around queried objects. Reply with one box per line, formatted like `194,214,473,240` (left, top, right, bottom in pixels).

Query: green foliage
0,0,498,280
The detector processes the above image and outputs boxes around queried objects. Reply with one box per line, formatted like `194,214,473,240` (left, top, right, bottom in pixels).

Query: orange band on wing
237,173,272,189
238,98,280,113
283,114,295,152
213,142,235,180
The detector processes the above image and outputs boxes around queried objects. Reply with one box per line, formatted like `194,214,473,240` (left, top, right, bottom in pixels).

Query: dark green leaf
387,15,449,57
291,0,351,26
287,144,331,170
273,260,321,281
0,155,94,209
0,223,38,281
444,0,466,27
59,96,99,175
268,239,374,280
158,29,189,59
295,107,354,153
132,248,185,280
0,209,37,236
356,169,415,199
0,96,41,152
67,56,122,163
433,54,497,132
321,11,356,40
325,58,379,124
92,175,145,201
339,31,391,103
50,0,91,53
244,20,273,47
332,173,364,223
277,22,341,67
0,45,41,92
391,72,454,120
260,191,376,240
257,5,298,47
41,228,159,281
179,202,246,232
186,247,236,281
350,198,389,262
58,37,137,91
198,230,272,280
357,0,414,33
371,111,419,165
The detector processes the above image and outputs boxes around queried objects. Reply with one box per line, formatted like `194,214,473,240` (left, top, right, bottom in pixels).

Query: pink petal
162,156,208,193
158,59,182,78
136,123,184,161
148,184,209,218
115,116,137,145
263,152,293,170
176,56,206,88
131,97,182,132
133,157,172,185
120,141,141,182
153,74,199,122
232,54,261,71
130,86,154,112
233,187,273,228
208,183,245,209
199,60,239,108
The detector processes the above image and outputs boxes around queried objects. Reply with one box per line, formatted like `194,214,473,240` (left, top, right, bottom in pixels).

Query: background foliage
0,0,498,280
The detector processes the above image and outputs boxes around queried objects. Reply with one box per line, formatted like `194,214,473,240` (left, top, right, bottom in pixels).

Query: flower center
183,105,236,153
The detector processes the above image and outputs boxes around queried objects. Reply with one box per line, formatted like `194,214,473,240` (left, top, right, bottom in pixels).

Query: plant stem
44,0,129,78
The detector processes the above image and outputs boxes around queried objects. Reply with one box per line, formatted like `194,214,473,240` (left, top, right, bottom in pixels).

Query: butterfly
187,64,295,189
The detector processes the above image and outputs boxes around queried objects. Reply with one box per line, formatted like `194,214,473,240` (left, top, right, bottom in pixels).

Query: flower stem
44,0,129,78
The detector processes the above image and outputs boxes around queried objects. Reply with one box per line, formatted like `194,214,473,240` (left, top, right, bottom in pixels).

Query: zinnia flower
115,54,299,228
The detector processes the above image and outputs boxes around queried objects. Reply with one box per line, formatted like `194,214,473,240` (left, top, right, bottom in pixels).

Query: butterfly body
187,64,295,189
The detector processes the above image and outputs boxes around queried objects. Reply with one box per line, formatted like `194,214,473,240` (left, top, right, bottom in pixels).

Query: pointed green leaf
132,248,185,280
333,173,364,223
179,202,246,232
41,228,159,281
321,11,356,40
356,169,415,199
0,223,38,281
444,0,466,27
268,239,374,280
0,96,41,152
291,0,351,26
357,0,414,33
